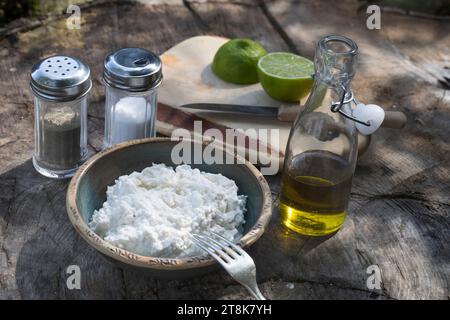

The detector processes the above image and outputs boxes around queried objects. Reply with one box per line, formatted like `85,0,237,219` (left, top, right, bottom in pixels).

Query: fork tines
191,232,243,265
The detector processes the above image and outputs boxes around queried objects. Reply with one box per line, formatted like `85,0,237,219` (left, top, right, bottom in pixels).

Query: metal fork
192,232,266,300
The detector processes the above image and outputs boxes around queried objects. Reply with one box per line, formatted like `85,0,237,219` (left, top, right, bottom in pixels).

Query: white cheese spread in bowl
89,164,246,258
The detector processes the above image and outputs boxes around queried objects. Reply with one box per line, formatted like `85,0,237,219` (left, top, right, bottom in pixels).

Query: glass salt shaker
103,47,162,148
30,55,91,179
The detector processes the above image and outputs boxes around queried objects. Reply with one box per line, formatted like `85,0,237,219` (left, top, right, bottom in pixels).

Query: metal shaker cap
103,47,162,92
30,55,92,102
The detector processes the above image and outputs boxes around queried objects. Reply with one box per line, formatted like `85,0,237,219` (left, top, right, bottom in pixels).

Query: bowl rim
66,137,273,270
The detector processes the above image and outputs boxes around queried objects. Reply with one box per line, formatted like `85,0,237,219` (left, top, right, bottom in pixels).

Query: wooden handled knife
180,103,407,129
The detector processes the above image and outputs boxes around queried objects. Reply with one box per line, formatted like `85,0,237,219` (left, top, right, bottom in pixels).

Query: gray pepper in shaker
30,55,91,179
103,48,162,148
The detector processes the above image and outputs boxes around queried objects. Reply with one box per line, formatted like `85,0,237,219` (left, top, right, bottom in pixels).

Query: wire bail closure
330,85,370,127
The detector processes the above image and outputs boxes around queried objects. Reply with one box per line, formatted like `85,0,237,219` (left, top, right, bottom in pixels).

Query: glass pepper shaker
280,35,360,236
30,55,91,179
102,47,162,148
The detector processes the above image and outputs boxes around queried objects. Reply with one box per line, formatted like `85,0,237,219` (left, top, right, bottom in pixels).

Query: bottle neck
294,35,359,126
301,77,351,115
311,76,351,103
314,35,358,95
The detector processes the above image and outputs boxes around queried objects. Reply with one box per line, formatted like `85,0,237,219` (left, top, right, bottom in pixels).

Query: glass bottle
279,35,359,236
103,48,162,148
30,55,91,179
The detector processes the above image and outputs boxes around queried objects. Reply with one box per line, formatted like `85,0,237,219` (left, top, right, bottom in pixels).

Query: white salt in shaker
103,48,162,148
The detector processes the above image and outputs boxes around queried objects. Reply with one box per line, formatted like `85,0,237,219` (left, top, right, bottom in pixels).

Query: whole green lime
212,39,267,85
257,52,314,102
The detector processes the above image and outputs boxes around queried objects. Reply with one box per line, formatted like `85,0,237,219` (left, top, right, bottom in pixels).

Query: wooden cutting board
157,35,301,171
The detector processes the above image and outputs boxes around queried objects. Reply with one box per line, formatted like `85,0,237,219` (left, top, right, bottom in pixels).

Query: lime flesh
257,52,314,102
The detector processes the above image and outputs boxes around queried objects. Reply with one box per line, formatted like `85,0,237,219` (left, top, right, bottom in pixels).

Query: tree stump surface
0,0,448,299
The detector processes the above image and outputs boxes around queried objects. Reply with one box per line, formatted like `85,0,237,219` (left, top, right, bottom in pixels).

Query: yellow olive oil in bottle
279,151,353,235
280,35,359,236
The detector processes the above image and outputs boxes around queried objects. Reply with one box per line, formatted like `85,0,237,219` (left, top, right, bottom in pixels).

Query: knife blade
180,103,279,117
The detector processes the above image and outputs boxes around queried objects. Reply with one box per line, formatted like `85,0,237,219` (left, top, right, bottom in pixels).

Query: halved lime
257,52,314,102
212,39,267,85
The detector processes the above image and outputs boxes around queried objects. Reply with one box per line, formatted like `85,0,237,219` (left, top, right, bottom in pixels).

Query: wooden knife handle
277,106,406,129
277,106,299,122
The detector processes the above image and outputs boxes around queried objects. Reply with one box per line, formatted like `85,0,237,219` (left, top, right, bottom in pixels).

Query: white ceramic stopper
353,103,385,135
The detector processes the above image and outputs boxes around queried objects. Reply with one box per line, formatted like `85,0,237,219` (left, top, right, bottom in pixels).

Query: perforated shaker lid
30,55,92,102
103,47,162,92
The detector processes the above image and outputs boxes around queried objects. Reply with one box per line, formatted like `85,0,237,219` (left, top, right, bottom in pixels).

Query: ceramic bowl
66,138,272,278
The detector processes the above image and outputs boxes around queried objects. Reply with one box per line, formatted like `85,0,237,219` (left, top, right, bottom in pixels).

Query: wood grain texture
0,0,448,300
